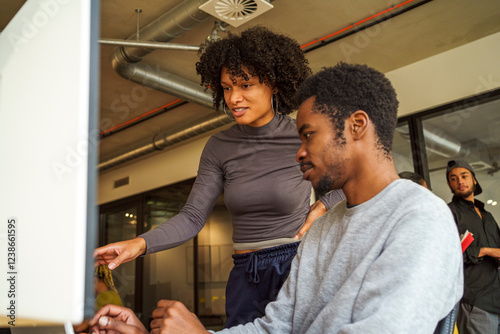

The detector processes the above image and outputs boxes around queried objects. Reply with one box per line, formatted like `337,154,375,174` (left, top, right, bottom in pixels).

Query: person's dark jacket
449,196,500,313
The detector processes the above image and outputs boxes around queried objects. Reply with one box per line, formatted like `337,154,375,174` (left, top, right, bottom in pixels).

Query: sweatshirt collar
344,179,404,216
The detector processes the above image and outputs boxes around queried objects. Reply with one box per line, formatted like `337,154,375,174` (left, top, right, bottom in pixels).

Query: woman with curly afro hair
94,26,344,328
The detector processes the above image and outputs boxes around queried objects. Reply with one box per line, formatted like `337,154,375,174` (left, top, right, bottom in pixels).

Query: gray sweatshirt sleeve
334,206,463,333
139,139,223,254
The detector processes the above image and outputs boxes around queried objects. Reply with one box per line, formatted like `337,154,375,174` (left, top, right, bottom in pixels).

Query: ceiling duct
99,113,233,171
422,126,493,170
199,0,273,27
102,0,236,171
114,0,211,63
396,126,492,171
110,0,214,104
100,38,200,51
396,125,466,158
112,60,214,108
421,125,465,158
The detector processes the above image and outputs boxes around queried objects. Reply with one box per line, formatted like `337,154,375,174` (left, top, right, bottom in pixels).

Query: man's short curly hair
196,26,311,114
297,62,399,155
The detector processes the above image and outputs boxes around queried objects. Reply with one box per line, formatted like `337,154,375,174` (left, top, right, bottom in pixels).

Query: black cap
446,160,482,195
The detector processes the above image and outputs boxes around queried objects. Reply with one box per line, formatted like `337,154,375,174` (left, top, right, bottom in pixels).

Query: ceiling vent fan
199,0,273,28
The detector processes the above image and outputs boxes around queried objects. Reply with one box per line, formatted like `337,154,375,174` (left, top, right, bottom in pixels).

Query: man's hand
150,300,210,334
94,238,146,270
88,304,148,334
294,200,327,239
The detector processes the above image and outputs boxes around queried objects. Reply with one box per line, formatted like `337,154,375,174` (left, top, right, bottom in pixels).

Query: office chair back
433,303,459,334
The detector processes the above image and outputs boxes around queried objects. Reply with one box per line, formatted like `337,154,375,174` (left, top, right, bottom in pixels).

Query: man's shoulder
384,180,455,229
382,182,459,255
446,197,471,217
388,180,449,212
447,199,458,211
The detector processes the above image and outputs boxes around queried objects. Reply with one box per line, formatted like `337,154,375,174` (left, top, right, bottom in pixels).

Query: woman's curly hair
196,26,311,115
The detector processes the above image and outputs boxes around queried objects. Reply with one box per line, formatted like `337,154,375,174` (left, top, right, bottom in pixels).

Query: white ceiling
2,0,500,168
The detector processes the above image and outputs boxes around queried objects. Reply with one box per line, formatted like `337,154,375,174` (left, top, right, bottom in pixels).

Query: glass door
100,200,142,312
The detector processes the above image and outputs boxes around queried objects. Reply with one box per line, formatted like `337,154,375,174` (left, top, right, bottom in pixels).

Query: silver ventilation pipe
99,114,233,171
100,39,200,51
422,126,467,158
153,114,232,148
110,0,214,105
100,0,235,171
112,60,215,108
115,0,211,63
396,125,469,158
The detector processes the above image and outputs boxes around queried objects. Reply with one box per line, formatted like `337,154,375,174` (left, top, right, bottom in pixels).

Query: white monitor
0,0,99,327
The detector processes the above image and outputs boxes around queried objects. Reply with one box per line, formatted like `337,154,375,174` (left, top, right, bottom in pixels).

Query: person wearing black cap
446,159,500,334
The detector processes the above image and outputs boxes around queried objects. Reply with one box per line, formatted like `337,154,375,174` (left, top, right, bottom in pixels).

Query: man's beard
455,184,475,199
315,174,334,198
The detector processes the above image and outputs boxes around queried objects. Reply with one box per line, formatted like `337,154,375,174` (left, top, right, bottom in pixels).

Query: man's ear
350,110,369,140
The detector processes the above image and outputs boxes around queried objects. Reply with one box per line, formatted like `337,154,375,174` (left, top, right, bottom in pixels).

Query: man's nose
296,145,306,163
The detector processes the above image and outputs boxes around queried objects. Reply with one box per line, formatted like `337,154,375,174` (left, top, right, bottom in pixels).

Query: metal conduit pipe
422,127,464,158
113,60,215,108
110,0,214,108
153,114,233,149
116,0,211,63
99,143,158,170
100,0,238,171
396,125,468,158
99,114,233,171
100,39,200,52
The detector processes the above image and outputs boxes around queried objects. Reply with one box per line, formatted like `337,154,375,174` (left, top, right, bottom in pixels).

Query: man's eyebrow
449,171,471,178
298,123,311,135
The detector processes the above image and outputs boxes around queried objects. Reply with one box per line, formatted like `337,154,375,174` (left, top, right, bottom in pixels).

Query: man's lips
300,162,313,180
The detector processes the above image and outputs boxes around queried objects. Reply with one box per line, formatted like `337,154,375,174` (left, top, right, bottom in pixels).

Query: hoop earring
271,94,278,114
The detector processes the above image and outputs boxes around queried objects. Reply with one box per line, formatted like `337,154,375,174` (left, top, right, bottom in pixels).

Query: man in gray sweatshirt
90,63,463,334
